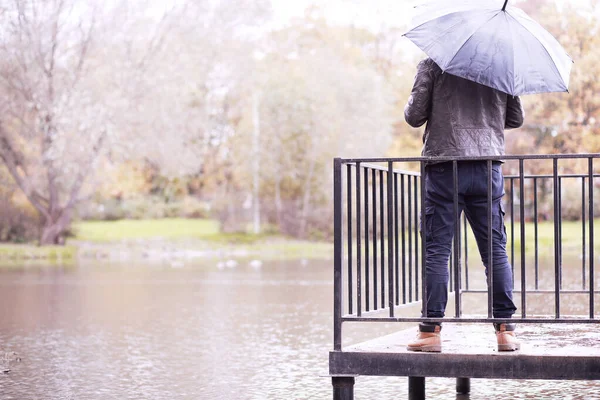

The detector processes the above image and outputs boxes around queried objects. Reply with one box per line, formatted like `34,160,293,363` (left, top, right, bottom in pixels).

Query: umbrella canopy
404,0,573,96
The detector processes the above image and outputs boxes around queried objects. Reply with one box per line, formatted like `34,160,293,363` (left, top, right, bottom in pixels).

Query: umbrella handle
502,0,508,11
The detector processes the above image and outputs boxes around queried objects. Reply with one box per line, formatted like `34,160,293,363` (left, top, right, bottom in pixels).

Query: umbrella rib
404,5,498,35
505,11,568,91
504,11,517,95
443,11,503,72
422,19,478,58
404,11,462,36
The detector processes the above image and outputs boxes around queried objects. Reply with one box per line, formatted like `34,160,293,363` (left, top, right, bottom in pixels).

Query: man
404,58,523,352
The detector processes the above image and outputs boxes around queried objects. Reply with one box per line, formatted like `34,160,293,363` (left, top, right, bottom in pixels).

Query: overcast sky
269,0,596,32
269,0,416,32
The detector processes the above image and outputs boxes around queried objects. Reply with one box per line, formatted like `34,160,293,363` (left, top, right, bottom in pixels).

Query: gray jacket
404,58,524,159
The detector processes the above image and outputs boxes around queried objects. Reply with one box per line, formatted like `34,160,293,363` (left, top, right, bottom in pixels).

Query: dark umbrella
404,0,573,96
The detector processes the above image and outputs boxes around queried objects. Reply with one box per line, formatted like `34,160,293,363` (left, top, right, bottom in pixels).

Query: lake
0,258,598,399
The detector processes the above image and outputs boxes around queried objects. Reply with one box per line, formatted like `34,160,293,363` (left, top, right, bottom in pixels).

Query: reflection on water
0,258,599,399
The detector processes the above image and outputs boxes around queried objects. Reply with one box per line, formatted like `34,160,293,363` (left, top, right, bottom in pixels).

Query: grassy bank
492,219,599,254
2,218,598,265
72,218,221,241
0,244,77,266
419,219,600,258
71,218,333,261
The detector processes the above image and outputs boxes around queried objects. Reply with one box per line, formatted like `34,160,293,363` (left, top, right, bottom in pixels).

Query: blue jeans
422,161,517,321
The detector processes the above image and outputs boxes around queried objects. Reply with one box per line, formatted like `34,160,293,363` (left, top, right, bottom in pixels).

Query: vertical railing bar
534,177,539,290
449,233,454,291
457,195,462,317
559,177,563,290
364,168,370,312
510,178,515,289
453,161,461,317
387,164,395,316
582,176,587,291
420,161,428,316
380,169,385,309
589,157,595,319
333,158,343,351
415,175,420,300
464,215,469,291
372,169,378,310
408,175,413,303
355,163,362,317
335,155,600,327
519,159,526,318
401,174,407,304
347,164,353,315
449,163,453,294
553,158,561,318
487,160,494,319
394,173,400,306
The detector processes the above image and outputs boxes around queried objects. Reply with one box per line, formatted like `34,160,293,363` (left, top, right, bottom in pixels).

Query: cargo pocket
498,202,507,242
422,205,435,242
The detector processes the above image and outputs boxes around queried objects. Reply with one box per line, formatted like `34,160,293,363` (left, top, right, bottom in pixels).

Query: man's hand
505,96,524,129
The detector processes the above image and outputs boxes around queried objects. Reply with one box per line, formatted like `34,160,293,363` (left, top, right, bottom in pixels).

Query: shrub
76,196,211,221
0,197,40,243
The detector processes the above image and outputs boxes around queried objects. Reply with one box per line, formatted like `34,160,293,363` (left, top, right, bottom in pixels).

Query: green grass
0,244,77,264
473,219,600,254
13,217,592,265
233,238,333,260
201,232,270,245
72,218,599,250
347,219,600,263
72,218,221,242
71,218,334,260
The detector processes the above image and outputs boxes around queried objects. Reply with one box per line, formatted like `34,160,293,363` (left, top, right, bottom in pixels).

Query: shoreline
0,237,333,266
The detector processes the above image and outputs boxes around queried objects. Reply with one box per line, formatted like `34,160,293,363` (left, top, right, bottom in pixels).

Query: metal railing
333,154,600,350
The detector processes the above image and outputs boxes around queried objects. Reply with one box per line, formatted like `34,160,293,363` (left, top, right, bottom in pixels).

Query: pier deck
329,323,600,398
331,155,600,399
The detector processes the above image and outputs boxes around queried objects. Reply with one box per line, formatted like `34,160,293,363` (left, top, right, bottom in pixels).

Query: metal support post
332,376,355,400
456,378,470,395
408,376,425,400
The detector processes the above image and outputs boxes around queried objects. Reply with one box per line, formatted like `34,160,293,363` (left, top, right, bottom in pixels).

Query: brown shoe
495,323,520,352
407,325,442,352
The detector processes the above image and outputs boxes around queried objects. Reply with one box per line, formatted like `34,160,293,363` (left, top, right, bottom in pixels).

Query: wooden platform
329,323,600,380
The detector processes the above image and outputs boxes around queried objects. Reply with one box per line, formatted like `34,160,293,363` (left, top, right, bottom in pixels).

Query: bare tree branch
0,123,50,219
0,0,106,244
64,129,106,212
135,7,176,73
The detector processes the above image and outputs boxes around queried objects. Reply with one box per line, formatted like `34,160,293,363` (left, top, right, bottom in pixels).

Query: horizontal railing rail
333,154,600,350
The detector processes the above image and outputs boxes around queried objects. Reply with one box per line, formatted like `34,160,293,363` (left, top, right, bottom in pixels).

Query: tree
0,0,184,244
0,0,106,244
219,14,395,237
123,0,271,178
508,3,600,169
